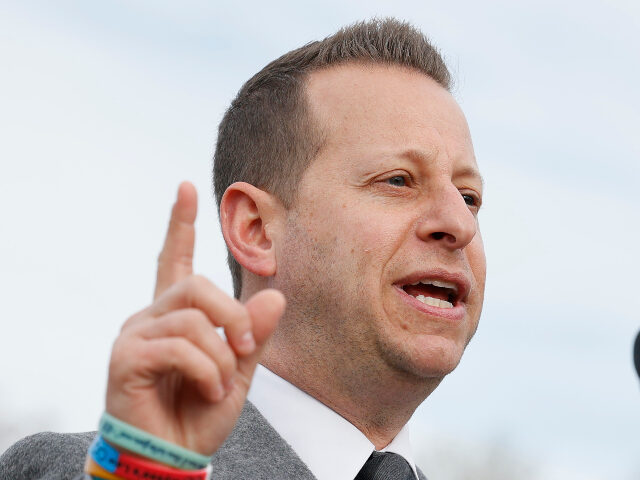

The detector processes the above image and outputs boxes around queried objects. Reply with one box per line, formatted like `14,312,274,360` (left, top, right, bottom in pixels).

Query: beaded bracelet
99,412,211,470
90,435,212,480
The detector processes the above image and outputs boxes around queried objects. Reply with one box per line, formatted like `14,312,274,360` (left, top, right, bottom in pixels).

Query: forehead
304,63,479,180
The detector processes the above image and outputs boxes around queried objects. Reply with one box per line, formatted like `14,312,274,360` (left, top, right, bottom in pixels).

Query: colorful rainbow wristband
90,435,211,480
85,455,124,480
99,412,211,470
77,469,113,480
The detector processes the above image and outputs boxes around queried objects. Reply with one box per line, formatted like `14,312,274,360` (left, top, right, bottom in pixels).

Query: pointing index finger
154,182,198,299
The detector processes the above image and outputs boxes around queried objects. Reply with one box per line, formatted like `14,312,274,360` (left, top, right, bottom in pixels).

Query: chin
380,334,467,380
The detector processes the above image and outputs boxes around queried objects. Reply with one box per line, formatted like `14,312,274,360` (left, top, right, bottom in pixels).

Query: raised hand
105,182,285,455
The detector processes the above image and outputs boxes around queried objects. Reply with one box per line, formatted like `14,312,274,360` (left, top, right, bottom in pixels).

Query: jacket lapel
211,400,317,479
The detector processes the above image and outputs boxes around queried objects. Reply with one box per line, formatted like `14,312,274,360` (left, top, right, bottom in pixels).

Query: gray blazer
0,401,427,479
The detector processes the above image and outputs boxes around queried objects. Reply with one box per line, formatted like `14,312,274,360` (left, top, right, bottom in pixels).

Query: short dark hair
213,17,451,298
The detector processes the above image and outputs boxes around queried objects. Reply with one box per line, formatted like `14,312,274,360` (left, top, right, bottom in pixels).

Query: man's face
273,64,486,382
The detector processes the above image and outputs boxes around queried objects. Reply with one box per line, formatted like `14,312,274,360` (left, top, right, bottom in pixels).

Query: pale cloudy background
1,1,638,479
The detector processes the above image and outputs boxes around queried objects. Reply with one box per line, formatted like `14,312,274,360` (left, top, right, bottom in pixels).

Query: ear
220,182,283,278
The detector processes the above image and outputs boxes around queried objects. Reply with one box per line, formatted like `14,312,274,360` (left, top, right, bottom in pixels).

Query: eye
461,193,481,208
386,175,407,187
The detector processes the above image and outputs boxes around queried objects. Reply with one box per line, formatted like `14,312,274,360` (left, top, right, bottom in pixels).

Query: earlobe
220,182,280,278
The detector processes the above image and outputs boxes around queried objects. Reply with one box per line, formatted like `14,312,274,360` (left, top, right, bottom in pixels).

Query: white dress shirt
247,364,419,480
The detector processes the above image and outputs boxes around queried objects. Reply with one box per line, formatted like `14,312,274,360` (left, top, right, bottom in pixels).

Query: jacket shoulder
0,431,95,480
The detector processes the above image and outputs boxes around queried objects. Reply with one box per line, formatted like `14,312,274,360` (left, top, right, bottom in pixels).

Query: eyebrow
455,165,485,189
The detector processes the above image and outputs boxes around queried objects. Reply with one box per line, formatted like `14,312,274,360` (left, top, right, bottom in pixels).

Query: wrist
83,412,214,480
99,412,211,470
86,434,212,480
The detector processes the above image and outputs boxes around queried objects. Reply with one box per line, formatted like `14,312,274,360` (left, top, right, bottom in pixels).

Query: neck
261,342,441,449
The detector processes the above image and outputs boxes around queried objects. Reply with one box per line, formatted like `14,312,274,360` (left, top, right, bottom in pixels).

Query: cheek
327,202,408,259
294,190,413,292
465,236,486,336
468,234,486,283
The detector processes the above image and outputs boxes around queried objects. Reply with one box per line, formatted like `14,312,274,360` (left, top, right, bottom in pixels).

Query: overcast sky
1,1,639,479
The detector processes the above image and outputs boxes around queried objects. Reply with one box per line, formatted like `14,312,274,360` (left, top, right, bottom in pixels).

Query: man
0,18,485,479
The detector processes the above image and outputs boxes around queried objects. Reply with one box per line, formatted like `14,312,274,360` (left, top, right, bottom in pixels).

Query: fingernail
239,331,256,351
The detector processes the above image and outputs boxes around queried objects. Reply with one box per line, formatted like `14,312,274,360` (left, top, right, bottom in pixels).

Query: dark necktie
354,451,416,480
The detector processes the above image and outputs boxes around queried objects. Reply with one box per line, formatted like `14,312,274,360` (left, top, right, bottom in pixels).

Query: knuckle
158,249,192,267
120,317,134,333
192,274,211,288
182,308,209,330
176,253,193,267
120,308,147,332
158,340,190,372
168,337,189,357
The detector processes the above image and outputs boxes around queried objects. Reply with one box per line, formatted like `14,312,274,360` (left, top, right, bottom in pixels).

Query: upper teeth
410,279,458,293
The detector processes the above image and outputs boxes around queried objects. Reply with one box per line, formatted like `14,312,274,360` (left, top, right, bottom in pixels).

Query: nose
415,183,478,250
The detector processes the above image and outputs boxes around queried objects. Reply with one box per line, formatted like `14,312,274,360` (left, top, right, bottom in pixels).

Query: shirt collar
247,364,418,480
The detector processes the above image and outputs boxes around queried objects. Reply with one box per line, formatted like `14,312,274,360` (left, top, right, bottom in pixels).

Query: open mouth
401,279,460,309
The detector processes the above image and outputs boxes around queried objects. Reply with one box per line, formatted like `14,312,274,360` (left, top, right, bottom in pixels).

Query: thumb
237,289,285,378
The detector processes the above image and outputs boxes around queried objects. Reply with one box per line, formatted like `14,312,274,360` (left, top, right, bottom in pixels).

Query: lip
394,285,466,321
393,269,471,322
